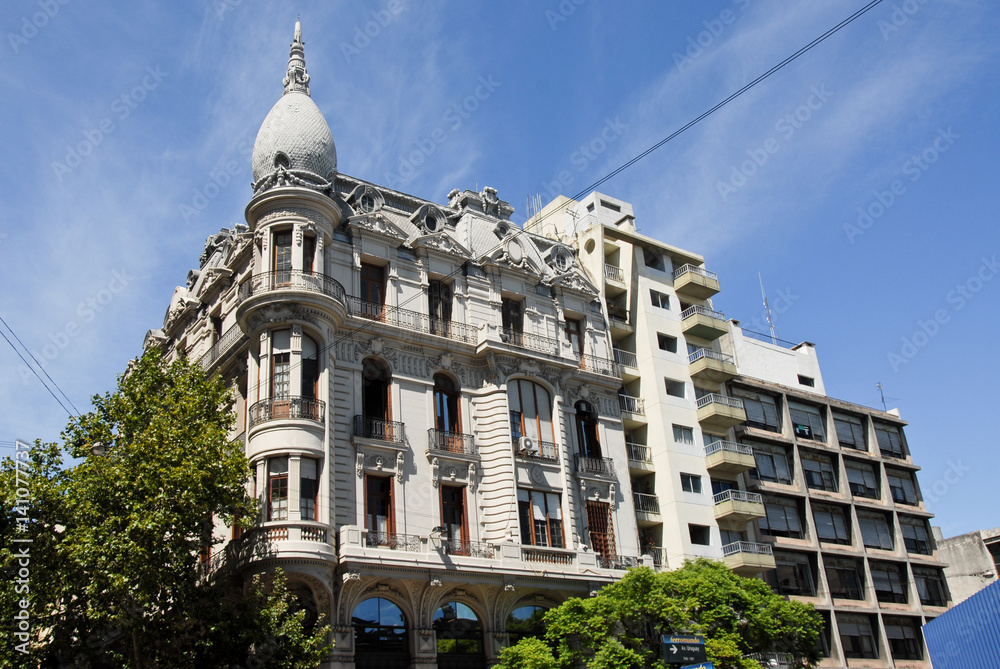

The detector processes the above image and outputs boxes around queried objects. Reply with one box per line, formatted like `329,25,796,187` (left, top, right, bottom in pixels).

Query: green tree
0,349,330,668
498,560,823,669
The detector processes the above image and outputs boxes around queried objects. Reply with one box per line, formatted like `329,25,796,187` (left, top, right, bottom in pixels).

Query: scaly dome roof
251,20,337,192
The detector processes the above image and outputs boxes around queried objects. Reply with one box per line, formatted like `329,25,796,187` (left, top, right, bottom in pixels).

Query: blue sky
1,0,997,537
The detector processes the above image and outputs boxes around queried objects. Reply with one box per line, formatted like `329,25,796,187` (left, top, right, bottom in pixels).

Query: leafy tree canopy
1,350,330,668
499,560,824,669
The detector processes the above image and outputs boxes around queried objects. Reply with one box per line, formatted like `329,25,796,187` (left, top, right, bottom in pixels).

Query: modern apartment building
933,525,1000,604
147,22,651,669
530,194,951,668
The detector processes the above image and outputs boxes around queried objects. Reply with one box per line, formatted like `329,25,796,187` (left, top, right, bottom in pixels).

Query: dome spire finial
282,18,310,97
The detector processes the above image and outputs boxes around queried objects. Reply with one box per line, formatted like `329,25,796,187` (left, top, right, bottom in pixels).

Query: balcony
696,393,746,431
613,349,639,381
345,296,476,344
441,540,497,559
603,263,625,284
618,394,646,428
427,429,477,457
598,555,642,571
645,546,666,570
238,270,346,311
722,541,775,576
362,531,422,552
672,264,720,299
500,328,561,356
199,324,246,370
626,442,652,467
353,415,406,444
606,304,632,336
522,546,576,566
248,396,325,429
577,353,620,378
680,305,727,340
575,455,616,479
633,493,661,525
713,489,765,526
688,348,737,384
704,441,755,476
514,438,559,463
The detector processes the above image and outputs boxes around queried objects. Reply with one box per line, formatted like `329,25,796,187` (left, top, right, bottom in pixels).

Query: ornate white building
149,20,948,669
149,22,646,669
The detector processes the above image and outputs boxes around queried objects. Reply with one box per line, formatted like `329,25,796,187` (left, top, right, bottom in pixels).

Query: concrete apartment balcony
618,393,646,428
722,541,775,576
672,263,720,299
688,348,737,384
704,440,755,476
613,348,640,382
680,305,727,340
626,442,654,474
696,393,746,431
603,262,627,295
633,492,661,526
606,303,633,337
713,489,765,526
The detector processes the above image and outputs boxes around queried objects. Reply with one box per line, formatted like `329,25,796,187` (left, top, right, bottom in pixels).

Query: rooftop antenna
759,272,777,345
876,382,887,412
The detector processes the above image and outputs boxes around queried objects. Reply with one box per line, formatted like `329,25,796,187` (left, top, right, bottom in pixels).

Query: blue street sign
680,663,713,669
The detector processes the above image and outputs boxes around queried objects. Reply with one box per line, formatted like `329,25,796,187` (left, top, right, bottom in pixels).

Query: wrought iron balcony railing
345,296,476,344
618,394,645,415
500,328,561,355
575,455,616,478
363,531,421,551
704,440,753,457
354,415,406,444
577,353,619,377
626,442,651,463
604,263,625,282
633,493,661,514
513,437,559,463
427,429,477,456
199,324,245,369
238,270,346,305
713,489,763,505
248,396,325,428
681,304,725,321
606,303,630,324
673,263,718,281
441,540,497,558
688,348,735,365
613,348,638,368
696,393,744,411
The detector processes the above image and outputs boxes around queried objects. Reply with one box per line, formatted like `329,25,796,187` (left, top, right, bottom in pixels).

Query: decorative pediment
346,211,409,242
482,237,544,276
162,287,199,333
410,230,472,259
409,203,451,235
550,268,599,296
346,184,385,215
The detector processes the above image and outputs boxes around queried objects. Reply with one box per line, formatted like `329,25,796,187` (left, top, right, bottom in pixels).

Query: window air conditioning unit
518,436,538,454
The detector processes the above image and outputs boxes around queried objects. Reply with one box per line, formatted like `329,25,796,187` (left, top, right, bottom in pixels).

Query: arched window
434,374,461,436
508,380,554,457
353,598,409,669
575,401,601,459
506,605,549,646
433,602,484,667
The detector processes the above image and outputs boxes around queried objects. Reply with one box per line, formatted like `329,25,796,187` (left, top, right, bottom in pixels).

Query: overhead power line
0,314,80,416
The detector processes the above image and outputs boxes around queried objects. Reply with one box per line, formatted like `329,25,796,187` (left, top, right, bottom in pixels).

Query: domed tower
236,21,347,597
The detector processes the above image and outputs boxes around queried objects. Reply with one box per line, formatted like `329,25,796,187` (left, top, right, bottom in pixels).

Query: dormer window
273,152,290,169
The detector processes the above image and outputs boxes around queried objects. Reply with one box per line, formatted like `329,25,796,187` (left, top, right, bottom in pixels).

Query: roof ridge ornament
282,18,310,97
